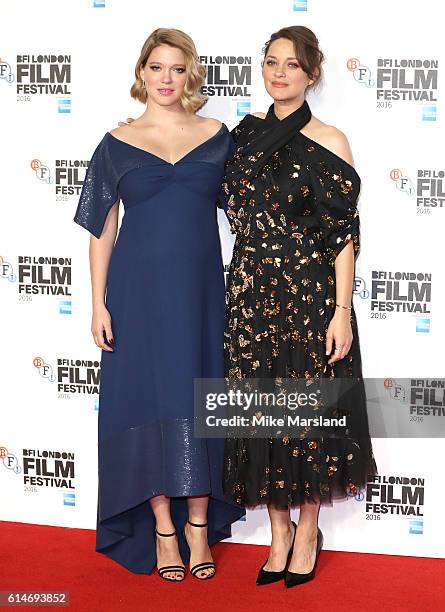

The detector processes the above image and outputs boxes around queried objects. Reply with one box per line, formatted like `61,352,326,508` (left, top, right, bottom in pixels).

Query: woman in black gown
222,26,377,587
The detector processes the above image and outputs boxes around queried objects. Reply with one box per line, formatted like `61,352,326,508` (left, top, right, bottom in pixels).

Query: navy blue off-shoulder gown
73,124,245,574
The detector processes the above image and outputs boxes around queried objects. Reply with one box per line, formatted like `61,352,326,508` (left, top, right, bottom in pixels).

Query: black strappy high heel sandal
182,520,216,580
256,520,297,586
155,527,186,582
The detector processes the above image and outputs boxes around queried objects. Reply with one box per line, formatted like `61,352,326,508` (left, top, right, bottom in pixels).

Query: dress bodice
74,125,233,238
222,113,361,264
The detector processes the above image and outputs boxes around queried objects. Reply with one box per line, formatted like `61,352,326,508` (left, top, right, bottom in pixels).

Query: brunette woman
222,26,377,587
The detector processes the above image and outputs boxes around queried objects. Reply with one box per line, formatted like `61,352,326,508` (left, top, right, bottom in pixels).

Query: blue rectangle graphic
422,106,436,122
63,493,76,507
409,519,423,535
237,101,251,116
58,99,71,114
293,0,308,10
59,300,72,315
416,318,430,333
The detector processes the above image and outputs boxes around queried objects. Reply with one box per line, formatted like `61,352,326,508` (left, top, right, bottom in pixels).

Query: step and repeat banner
1,1,443,558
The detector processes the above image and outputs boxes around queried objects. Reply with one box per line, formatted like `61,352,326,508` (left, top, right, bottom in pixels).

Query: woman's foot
288,521,318,573
263,521,295,572
184,520,215,579
155,526,185,581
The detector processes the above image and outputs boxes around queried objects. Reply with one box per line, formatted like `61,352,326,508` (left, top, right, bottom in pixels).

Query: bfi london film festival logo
199,53,252,117
30,157,88,203
2,255,71,314
365,474,424,534
353,275,370,300
384,378,445,424
5,53,72,113
16,255,71,314
0,446,22,475
0,255,17,283
1,444,76,505
24,448,76,506
0,57,15,83
369,269,431,333
389,168,444,214
347,56,438,120
34,356,100,399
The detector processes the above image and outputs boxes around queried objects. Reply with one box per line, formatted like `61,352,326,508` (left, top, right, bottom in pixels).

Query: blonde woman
73,28,244,582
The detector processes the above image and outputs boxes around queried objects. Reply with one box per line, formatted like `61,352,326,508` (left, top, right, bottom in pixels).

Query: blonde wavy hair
130,28,207,112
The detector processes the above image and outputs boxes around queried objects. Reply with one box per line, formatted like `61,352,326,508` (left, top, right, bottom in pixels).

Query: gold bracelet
336,303,352,310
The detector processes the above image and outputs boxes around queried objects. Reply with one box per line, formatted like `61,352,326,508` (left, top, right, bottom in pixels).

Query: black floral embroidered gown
222,101,377,508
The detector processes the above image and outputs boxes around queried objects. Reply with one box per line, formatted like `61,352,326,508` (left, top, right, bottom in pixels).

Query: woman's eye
175,67,186,73
149,65,161,71
266,60,276,66
288,63,300,69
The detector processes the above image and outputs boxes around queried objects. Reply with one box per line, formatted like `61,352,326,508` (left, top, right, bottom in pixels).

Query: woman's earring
141,77,145,88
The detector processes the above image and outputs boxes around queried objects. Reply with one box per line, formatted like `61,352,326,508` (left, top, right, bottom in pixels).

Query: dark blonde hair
263,26,324,90
130,28,207,112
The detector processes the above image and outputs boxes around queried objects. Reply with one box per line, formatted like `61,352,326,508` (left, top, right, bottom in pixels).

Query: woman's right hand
92,304,114,352
117,117,135,127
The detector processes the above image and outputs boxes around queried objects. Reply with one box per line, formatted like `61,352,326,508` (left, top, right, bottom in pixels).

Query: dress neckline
106,123,227,167
247,103,359,178
264,100,311,126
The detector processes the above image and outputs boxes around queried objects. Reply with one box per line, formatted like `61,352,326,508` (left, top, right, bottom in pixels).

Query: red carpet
1,521,444,611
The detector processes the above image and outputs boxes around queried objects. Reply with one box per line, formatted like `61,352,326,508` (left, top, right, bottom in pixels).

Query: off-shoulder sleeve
312,155,361,263
73,136,120,239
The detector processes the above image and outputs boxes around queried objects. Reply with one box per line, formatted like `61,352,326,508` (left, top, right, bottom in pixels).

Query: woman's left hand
325,311,353,364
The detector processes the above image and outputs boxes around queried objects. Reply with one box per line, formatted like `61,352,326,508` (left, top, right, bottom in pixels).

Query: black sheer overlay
222,102,377,508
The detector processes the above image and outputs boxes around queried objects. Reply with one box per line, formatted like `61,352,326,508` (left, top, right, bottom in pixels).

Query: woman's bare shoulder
196,116,223,135
108,124,134,138
304,118,354,166
198,116,222,127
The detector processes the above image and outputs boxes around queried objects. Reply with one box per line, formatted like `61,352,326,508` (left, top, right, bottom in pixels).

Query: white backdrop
1,0,444,559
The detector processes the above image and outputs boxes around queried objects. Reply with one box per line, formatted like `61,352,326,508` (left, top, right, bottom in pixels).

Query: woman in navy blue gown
73,28,244,581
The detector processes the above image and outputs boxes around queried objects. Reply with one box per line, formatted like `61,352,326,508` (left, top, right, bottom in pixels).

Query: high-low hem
96,418,245,574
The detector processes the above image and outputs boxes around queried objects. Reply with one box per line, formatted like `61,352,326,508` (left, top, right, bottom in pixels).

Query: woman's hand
117,117,135,127
92,304,114,352
325,310,353,364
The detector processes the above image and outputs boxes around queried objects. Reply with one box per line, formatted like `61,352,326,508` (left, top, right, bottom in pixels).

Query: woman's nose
161,69,172,83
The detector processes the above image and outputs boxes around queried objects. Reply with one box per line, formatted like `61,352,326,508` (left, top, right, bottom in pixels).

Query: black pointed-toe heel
256,520,297,586
155,527,186,582
284,526,323,588
182,520,216,580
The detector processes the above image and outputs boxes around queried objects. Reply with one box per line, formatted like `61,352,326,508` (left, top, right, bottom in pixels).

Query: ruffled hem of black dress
223,436,377,510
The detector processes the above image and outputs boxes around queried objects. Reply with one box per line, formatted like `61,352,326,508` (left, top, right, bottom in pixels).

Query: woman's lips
272,82,288,88
158,88,174,95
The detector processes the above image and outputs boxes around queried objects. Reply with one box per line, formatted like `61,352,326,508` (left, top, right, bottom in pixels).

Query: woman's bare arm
89,201,119,352
317,128,356,364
